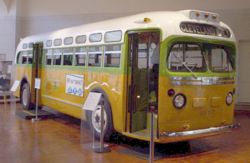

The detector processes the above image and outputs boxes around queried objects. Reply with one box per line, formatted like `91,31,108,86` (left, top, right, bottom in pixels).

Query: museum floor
0,103,249,163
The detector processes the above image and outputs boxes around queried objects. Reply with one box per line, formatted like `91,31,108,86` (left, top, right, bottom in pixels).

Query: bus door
127,31,160,132
31,43,43,104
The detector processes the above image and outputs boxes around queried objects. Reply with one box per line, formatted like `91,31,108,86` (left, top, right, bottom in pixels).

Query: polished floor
0,102,250,163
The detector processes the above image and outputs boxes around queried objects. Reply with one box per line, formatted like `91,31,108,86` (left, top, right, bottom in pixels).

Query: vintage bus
14,10,236,143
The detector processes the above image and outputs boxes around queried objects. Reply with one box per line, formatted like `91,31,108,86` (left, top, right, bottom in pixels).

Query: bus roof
16,10,236,52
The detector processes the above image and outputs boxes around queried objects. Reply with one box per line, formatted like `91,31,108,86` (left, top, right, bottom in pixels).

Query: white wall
0,0,17,61
17,0,250,17
218,9,250,41
238,41,250,104
14,0,250,41
17,13,129,38
1,0,250,104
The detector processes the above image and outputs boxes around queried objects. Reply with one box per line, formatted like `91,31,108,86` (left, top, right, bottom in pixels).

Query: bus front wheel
87,95,113,141
21,83,31,110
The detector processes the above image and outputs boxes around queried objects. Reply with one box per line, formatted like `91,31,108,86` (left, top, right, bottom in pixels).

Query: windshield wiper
181,61,198,79
173,53,198,79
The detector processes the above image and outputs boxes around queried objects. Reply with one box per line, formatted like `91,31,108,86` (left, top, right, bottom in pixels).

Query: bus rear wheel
87,94,113,141
21,83,31,110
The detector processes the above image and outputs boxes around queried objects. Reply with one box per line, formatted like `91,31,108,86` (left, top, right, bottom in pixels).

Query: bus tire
21,83,31,110
86,91,114,141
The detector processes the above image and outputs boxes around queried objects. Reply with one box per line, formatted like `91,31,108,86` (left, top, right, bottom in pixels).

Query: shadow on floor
109,133,217,160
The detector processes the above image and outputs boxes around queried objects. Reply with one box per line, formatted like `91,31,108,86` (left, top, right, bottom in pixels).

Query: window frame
46,40,52,47
22,43,28,49
87,45,103,67
75,35,87,44
206,44,234,73
62,48,74,66
64,37,74,45
16,51,23,64
167,42,207,72
52,48,63,66
89,33,102,43
104,44,122,68
74,47,87,66
44,49,53,66
17,50,33,65
54,38,63,47
104,30,122,43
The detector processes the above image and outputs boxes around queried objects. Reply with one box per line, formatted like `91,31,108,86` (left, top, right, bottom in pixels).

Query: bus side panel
40,67,84,118
40,67,125,133
91,72,126,133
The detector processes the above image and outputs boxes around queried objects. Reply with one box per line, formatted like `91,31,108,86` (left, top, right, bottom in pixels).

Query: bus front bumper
158,124,240,143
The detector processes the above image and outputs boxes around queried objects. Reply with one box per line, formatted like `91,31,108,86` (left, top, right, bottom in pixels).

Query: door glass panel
128,31,160,132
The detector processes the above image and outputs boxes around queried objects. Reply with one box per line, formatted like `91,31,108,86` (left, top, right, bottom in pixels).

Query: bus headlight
173,94,186,109
226,92,233,105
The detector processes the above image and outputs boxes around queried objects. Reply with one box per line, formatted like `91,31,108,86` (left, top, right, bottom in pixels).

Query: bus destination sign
180,22,231,38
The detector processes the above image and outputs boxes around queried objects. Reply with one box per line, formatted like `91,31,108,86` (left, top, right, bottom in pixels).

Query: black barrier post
32,78,41,122
149,104,157,163
32,86,40,122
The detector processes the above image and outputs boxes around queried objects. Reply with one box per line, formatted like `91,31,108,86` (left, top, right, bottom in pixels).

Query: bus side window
45,49,53,65
63,48,73,66
75,47,86,66
53,49,62,65
88,46,102,67
27,51,33,64
104,44,121,67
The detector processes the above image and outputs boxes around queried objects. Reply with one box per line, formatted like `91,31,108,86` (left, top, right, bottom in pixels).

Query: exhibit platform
0,91,19,104
16,107,55,120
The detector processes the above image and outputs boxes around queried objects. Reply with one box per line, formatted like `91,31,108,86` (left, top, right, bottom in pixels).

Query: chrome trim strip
42,95,82,108
170,76,235,85
171,81,235,86
171,76,235,81
159,125,236,137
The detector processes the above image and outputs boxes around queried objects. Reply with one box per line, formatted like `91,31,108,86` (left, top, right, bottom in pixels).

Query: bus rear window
168,43,206,72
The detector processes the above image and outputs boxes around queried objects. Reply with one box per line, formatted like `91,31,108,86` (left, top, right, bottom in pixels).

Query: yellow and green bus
14,10,236,143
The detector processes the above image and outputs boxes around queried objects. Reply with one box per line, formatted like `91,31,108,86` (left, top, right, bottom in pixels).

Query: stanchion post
35,88,39,120
149,104,156,163
92,122,96,149
100,100,104,150
32,78,40,123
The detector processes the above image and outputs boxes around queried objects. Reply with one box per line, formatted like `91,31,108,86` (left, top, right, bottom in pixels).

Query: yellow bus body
14,10,237,143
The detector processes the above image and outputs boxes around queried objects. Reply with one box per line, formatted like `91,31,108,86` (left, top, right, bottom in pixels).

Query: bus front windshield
168,43,234,73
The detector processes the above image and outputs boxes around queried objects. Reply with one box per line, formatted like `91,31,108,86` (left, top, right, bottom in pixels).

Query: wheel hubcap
91,105,107,133
22,88,28,106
